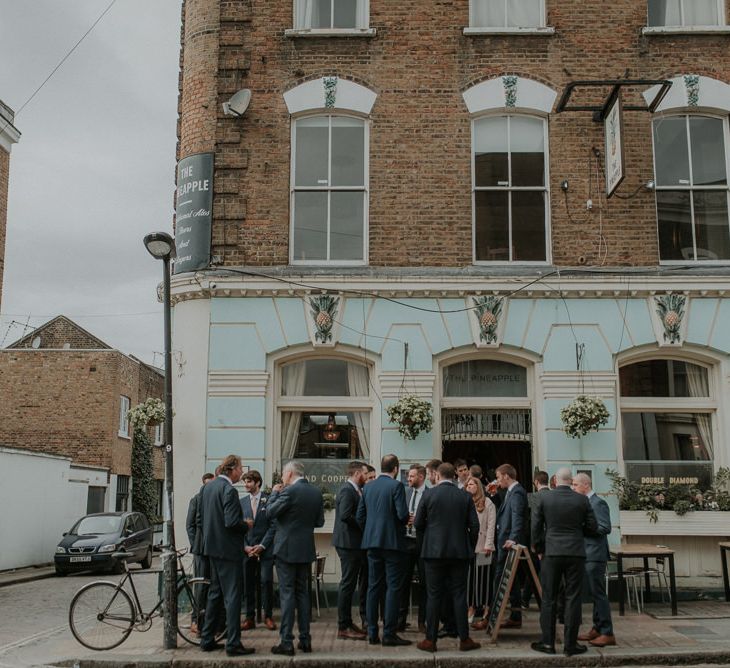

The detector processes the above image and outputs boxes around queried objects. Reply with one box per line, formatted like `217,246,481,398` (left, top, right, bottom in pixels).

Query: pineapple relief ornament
309,294,339,344
473,296,503,344
655,294,686,344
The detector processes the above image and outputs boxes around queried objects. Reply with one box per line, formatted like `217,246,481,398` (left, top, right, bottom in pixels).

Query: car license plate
69,556,92,563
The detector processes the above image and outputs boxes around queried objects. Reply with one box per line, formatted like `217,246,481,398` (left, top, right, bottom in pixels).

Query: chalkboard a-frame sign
486,545,541,642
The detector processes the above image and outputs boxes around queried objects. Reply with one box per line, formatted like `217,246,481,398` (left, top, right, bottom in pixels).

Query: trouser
539,555,584,650
493,549,522,621
398,539,426,627
242,555,274,620
366,548,404,640
423,559,470,642
192,554,210,626
336,547,366,629
585,560,613,635
201,556,243,651
276,559,312,647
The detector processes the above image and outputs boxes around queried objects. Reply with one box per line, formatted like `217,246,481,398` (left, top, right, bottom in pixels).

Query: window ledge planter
620,510,730,536
314,508,335,534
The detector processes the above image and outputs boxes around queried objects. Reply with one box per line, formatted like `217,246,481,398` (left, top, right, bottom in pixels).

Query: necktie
410,490,417,513
251,495,258,519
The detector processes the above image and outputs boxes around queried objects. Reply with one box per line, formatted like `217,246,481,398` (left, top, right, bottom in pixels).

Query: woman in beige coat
465,476,496,625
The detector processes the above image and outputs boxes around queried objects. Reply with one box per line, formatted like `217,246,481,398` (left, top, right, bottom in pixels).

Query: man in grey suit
266,460,325,656
414,462,481,653
530,467,598,657
573,473,617,648
199,455,255,657
185,471,214,634
356,453,411,646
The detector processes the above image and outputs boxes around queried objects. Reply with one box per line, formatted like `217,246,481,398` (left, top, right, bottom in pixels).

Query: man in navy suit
332,461,369,640
573,473,617,648
266,460,325,656
491,463,528,628
239,469,277,631
356,453,411,646
414,462,481,653
199,455,255,657
185,471,214,634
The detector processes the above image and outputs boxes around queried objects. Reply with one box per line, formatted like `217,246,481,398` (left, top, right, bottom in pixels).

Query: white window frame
290,113,369,266
472,114,551,265
118,395,131,438
618,358,718,479
468,0,549,30
292,0,370,31
646,0,725,27
154,422,163,446
652,113,730,265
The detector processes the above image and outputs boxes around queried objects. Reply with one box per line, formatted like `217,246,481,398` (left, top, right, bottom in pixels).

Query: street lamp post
143,231,177,649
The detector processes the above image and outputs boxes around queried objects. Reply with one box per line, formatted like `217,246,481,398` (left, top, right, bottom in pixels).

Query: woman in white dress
465,476,496,625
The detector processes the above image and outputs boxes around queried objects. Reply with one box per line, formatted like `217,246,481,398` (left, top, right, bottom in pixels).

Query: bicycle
68,547,210,651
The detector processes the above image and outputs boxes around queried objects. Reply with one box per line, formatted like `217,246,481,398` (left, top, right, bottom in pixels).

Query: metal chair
605,560,644,613
625,548,671,604
312,554,329,617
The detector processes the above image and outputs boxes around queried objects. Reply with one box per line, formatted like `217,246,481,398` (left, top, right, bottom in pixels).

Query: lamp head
144,232,175,260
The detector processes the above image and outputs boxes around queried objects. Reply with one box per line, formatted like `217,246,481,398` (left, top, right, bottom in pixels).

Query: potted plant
128,397,166,429
560,395,610,438
386,395,433,440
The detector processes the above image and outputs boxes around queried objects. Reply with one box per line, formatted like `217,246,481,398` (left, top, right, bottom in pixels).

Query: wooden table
720,541,730,602
609,543,677,616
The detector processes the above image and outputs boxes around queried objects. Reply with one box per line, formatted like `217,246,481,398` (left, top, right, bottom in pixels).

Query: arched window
277,357,372,465
619,358,715,488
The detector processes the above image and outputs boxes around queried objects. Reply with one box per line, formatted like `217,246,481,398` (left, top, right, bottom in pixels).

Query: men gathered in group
192,454,618,657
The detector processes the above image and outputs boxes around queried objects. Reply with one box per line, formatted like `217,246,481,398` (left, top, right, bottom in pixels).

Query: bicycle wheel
176,580,203,645
69,581,135,651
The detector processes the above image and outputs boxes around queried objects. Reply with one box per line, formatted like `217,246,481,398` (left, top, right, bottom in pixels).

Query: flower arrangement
560,395,610,438
128,397,166,430
386,395,433,440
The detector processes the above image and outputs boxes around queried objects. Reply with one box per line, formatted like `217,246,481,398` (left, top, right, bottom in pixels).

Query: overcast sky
0,1,182,365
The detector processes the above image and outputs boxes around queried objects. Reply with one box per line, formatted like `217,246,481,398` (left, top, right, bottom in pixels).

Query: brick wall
177,0,730,268
9,316,111,350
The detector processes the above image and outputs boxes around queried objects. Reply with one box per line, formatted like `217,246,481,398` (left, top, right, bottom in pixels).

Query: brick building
170,1,730,578
0,99,20,309
0,316,165,514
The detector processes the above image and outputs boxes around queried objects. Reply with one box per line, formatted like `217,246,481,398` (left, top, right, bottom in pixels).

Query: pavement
0,564,56,588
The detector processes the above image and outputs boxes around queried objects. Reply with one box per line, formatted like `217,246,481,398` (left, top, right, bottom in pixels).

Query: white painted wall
0,448,108,570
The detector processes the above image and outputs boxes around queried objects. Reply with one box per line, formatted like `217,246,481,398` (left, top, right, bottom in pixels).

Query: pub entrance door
441,440,532,486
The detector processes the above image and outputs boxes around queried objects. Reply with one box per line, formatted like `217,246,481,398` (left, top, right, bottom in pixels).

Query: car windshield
72,516,122,535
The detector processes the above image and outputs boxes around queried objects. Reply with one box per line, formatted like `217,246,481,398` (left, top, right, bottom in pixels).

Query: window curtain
682,0,718,25
686,363,713,459
356,0,367,28
507,0,540,27
281,363,306,460
347,363,371,459
297,0,315,28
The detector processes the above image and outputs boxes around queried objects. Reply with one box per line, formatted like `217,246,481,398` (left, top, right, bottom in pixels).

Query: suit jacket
531,485,598,558
267,479,324,563
240,492,275,559
332,481,364,550
356,473,409,552
584,493,611,562
495,482,528,550
199,476,247,561
185,486,204,555
526,487,551,549
415,481,479,560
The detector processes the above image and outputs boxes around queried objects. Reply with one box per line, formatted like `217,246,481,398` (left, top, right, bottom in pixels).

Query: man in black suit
333,460,368,640
521,469,550,609
266,460,325,656
185,472,214,634
530,467,598,657
491,463,528,628
398,463,428,633
356,453,411,647
199,455,254,657
240,469,276,631
415,462,481,653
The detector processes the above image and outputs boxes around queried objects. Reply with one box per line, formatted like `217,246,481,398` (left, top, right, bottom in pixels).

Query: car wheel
55,567,68,577
111,559,125,575
141,547,153,570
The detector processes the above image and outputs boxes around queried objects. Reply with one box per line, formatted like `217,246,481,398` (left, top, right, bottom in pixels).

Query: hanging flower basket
560,395,609,438
386,395,433,441
128,397,166,430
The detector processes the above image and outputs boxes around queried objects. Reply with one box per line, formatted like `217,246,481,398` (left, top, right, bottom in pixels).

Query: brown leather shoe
471,618,489,630
500,618,522,629
417,638,437,653
240,618,255,631
577,627,600,641
338,629,367,640
590,634,617,647
459,637,481,652
264,617,277,631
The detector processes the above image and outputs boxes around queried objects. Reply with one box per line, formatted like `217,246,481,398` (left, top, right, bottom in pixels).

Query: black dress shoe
382,635,412,646
271,643,295,656
297,641,312,653
531,642,556,655
368,636,381,645
200,640,223,652
226,644,255,656
564,643,588,656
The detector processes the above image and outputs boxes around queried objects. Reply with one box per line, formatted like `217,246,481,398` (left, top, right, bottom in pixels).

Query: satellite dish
222,89,252,117
31,336,41,349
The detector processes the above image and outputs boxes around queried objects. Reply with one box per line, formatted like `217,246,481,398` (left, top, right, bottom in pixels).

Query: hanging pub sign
604,90,625,198
174,152,214,274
